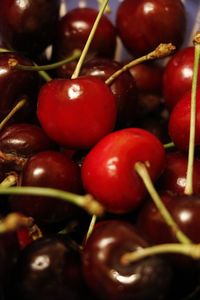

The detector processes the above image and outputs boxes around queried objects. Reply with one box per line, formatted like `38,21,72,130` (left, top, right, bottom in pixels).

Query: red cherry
116,0,186,57
37,76,117,149
82,128,165,213
168,87,200,151
163,47,200,110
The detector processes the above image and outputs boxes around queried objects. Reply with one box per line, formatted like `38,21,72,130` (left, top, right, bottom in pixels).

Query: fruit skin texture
82,128,165,213
163,47,200,110
116,0,186,57
168,88,200,151
0,0,60,58
82,220,172,300
37,76,117,149
53,7,117,60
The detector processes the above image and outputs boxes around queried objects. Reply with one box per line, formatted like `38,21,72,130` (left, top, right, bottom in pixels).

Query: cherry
168,87,200,151
12,235,91,300
116,0,186,57
82,128,165,213
82,220,172,300
79,58,138,128
158,151,200,195
37,76,117,149
0,0,60,58
9,150,83,225
53,7,117,61
0,52,40,124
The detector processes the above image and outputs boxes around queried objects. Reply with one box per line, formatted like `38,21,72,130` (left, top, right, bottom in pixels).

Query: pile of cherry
0,0,200,299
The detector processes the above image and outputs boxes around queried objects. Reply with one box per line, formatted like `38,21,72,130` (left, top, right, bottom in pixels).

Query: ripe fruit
37,76,117,149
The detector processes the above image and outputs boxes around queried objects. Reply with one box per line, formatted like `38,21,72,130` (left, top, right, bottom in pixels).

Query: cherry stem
163,141,175,149
0,186,104,216
97,0,111,13
105,43,176,85
0,173,18,187
84,214,97,245
11,50,81,72
71,0,109,79
184,33,200,195
0,212,34,234
121,242,200,266
0,98,27,131
134,162,191,244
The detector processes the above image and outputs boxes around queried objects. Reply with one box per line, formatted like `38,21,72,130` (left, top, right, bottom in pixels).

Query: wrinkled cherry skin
12,236,91,300
163,47,200,110
80,58,138,128
82,220,172,300
0,123,56,157
0,0,60,58
82,128,165,213
0,52,40,123
116,0,186,57
158,151,200,195
168,88,200,151
10,151,83,225
53,7,117,60
37,76,117,149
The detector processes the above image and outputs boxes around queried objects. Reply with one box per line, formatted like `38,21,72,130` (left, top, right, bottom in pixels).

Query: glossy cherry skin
10,150,83,225
12,236,91,300
168,88,200,151
0,0,60,58
163,46,200,110
158,151,200,195
116,0,186,57
53,7,117,61
37,76,117,149
82,128,165,213
82,220,172,300
0,123,56,158
0,52,40,123
79,58,138,128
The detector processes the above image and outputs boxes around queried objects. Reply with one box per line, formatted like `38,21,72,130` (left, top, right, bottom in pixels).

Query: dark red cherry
82,128,165,213
79,58,137,128
158,151,200,195
53,7,117,61
0,0,60,58
82,220,172,300
116,0,186,57
37,76,117,149
0,52,40,123
168,87,200,151
10,150,83,225
0,123,56,158
13,236,90,300
163,46,200,110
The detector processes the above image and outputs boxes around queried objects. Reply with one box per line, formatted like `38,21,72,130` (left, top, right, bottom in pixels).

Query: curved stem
71,0,109,79
185,33,200,195
0,98,27,131
13,50,81,71
134,162,191,244
121,243,200,266
0,213,34,234
0,186,104,216
105,43,176,85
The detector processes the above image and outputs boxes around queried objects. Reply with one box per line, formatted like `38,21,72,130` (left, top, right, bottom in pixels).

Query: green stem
163,142,175,149
0,174,18,187
0,186,104,216
105,43,176,85
97,0,111,13
185,33,200,195
85,214,97,244
0,98,27,131
121,243,200,265
71,0,109,79
134,162,191,245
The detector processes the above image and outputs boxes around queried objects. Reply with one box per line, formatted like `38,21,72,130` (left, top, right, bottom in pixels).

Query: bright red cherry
82,128,165,213
37,76,117,149
116,0,186,57
168,87,200,151
163,46,200,110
